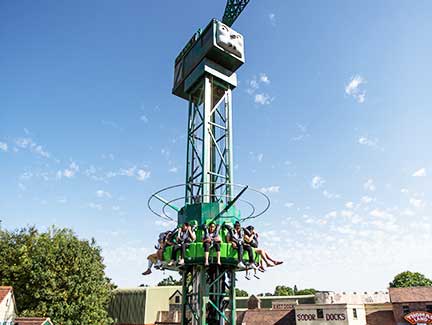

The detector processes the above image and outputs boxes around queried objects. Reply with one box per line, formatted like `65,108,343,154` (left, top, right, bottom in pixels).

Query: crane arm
222,0,251,27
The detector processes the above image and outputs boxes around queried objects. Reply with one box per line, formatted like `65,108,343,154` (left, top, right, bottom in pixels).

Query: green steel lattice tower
149,2,260,324
173,19,245,325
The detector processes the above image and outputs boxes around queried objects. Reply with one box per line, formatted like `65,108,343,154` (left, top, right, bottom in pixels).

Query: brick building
389,287,432,325
0,286,53,325
14,318,53,325
0,287,16,325
109,286,432,325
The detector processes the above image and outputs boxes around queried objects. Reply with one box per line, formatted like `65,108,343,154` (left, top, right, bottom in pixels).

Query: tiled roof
15,317,53,325
0,286,12,304
389,287,432,303
240,309,296,325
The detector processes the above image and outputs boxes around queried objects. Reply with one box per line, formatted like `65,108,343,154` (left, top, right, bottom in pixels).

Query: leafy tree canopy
235,288,248,297
274,285,294,296
157,275,182,286
267,285,318,296
0,226,113,325
257,292,273,297
389,271,432,288
296,288,317,295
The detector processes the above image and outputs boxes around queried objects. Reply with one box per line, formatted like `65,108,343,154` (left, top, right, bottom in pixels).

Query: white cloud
257,153,264,162
269,13,276,26
323,190,340,199
340,210,354,218
169,167,178,173
20,171,33,180
247,79,259,94
284,202,294,208
96,190,112,199
89,202,103,210
370,209,388,218
291,124,309,142
140,115,149,123
120,166,136,177
345,202,354,209
363,179,376,192
312,176,325,189
356,93,366,103
254,93,272,105
409,197,426,209
246,73,273,104
260,186,280,194
137,169,151,181
361,196,374,204
358,136,378,147
326,211,338,218
155,219,176,229
15,137,50,158
0,142,8,152
259,73,270,84
61,162,79,178
345,75,366,103
412,168,426,177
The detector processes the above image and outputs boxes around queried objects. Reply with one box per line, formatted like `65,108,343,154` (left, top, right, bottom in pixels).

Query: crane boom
222,0,250,27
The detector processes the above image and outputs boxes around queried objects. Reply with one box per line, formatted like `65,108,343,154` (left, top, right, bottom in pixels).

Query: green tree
0,226,113,325
296,288,317,295
274,285,294,296
257,292,273,297
389,271,432,288
157,275,182,286
235,288,249,297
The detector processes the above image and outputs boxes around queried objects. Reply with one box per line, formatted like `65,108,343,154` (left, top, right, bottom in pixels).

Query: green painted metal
175,53,243,325
222,0,251,27
165,4,253,323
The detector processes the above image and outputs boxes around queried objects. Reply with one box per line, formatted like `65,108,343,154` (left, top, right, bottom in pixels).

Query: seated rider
226,221,254,268
244,225,283,272
168,222,196,266
143,229,175,275
203,222,222,266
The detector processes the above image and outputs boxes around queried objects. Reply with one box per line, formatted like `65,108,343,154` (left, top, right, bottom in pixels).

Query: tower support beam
185,74,234,205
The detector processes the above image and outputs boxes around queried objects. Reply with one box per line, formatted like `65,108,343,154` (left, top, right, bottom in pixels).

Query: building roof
389,287,432,303
168,290,182,300
15,317,53,325
240,309,296,325
108,287,147,324
0,286,13,304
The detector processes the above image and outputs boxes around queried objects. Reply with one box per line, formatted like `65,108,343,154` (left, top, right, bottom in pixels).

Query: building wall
145,286,181,325
315,292,389,305
392,302,432,325
0,291,16,324
366,310,396,325
295,304,366,325
364,303,393,315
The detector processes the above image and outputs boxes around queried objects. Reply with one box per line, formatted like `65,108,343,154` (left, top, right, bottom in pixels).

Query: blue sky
1,1,431,294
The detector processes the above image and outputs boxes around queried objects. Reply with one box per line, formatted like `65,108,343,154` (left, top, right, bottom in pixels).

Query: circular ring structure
147,182,270,222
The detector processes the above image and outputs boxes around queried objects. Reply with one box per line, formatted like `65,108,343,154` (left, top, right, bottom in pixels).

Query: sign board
404,311,432,325
272,300,295,310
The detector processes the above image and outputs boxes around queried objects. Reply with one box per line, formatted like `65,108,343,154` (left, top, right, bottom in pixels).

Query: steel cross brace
222,0,251,27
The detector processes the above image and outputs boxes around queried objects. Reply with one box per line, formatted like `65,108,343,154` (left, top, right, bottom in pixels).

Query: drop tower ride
148,2,270,325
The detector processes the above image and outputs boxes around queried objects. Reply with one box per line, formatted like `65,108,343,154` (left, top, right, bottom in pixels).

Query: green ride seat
163,246,173,262
162,233,260,266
